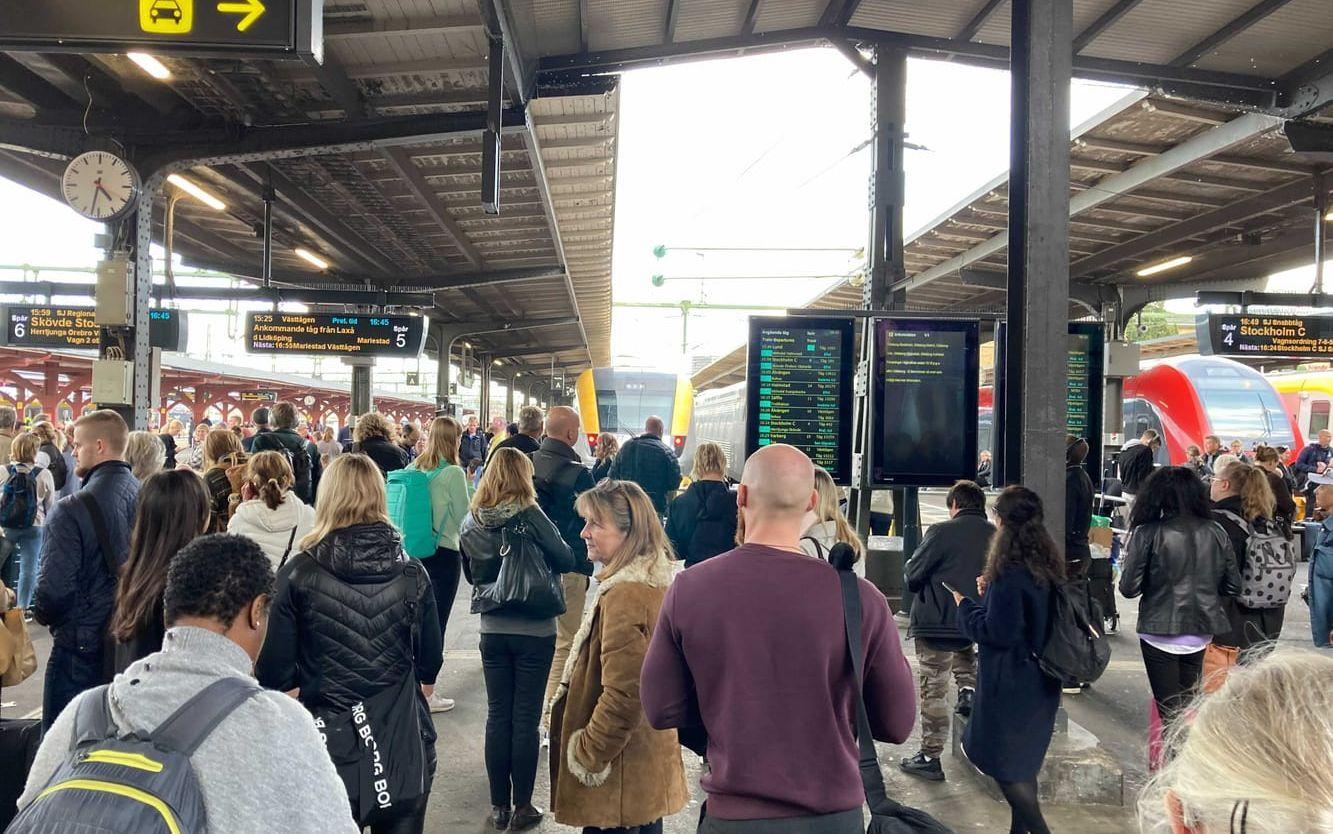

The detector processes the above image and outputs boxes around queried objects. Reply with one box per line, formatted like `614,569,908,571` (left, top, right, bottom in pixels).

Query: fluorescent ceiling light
166,174,226,211
1326,209,1333,221
294,248,329,270
127,52,171,80
1136,255,1193,277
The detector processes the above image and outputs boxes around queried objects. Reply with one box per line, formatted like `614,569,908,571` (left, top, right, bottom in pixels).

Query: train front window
1312,400,1330,435
595,386,675,436
1196,387,1295,446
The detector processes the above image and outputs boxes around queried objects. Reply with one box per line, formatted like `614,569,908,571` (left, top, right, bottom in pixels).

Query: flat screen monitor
245,312,426,358
873,318,980,486
745,316,855,484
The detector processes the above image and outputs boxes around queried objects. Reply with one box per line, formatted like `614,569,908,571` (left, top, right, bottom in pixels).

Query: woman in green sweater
409,414,472,713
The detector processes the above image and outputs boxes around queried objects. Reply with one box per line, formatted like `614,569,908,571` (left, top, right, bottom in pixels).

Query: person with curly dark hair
17,534,359,833
949,485,1064,834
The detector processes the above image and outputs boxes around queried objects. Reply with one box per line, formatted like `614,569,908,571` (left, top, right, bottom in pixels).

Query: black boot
488,807,511,830
508,805,544,831
899,751,945,782
956,687,975,718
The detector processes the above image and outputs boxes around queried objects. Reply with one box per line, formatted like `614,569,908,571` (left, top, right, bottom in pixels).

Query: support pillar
505,375,517,421
1006,0,1071,541
1315,172,1328,294
345,358,374,417
478,357,493,424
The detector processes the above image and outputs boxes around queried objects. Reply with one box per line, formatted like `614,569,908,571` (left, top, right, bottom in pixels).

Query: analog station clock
61,151,140,221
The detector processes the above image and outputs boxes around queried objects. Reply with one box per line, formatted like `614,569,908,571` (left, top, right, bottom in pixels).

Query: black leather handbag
832,543,954,834
475,515,566,619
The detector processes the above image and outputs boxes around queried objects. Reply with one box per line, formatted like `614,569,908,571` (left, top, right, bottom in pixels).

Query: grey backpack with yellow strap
6,677,261,834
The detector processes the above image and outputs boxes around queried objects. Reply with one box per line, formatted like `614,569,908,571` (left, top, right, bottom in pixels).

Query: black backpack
0,464,42,529
41,442,67,491
1035,581,1110,686
256,433,312,503
687,488,734,564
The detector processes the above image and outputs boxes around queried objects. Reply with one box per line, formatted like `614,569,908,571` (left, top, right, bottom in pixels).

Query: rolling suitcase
0,711,42,828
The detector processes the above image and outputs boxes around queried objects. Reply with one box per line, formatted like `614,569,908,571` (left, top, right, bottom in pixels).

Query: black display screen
745,316,855,484
1197,313,1333,358
245,312,426,357
874,318,980,487
2,306,186,351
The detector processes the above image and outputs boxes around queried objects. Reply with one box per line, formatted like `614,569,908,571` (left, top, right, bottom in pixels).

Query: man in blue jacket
31,409,140,730
609,415,682,516
1295,429,1333,515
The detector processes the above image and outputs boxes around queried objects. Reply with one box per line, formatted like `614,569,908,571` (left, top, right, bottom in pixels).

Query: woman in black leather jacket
1120,467,1240,738
459,447,574,832
257,453,442,834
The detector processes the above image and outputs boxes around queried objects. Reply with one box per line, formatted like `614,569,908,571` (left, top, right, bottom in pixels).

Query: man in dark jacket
609,416,681,515
31,409,140,730
488,405,543,460
458,415,488,468
1065,436,1094,582
1295,429,1333,513
1118,429,1160,496
530,405,596,733
242,406,272,453
250,401,320,503
899,480,992,781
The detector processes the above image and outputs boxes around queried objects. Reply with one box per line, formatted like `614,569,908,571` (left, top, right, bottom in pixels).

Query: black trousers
43,645,104,733
585,821,663,834
480,633,555,808
1088,558,1117,619
1237,605,1285,661
1140,641,1204,730
422,547,462,645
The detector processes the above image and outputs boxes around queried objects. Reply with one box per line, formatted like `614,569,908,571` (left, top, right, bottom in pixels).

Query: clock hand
90,188,101,213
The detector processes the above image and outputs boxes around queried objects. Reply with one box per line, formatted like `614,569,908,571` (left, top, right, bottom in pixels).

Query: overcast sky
0,46,1324,388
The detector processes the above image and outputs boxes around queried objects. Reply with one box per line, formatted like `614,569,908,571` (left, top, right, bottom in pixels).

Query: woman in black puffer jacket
666,441,737,567
257,453,442,834
352,412,411,477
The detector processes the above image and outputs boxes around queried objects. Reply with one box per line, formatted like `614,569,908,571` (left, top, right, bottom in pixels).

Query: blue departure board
745,316,854,484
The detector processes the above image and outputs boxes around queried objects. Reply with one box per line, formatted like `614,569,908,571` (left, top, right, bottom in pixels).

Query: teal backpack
386,464,448,558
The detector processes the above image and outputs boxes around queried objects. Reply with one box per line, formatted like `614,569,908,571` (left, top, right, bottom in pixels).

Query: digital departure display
873,318,980,486
245,312,426,357
1197,313,1333,358
2,306,187,352
991,322,1105,484
745,316,854,484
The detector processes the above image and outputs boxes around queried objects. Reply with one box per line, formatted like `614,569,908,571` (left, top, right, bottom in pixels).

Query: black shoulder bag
832,543,954,834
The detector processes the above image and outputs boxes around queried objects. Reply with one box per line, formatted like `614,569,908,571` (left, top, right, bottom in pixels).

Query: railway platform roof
693,86,1333,391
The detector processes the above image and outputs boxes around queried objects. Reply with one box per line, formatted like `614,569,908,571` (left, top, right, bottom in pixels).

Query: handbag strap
279,526,299,568
836,563,902,814
78,492,119,581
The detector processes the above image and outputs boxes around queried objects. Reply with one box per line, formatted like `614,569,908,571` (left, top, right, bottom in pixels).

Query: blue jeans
5,525,44,609
1311,549,1333,648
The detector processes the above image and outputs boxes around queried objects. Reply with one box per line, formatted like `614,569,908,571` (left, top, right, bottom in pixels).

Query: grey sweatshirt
19,626,360,834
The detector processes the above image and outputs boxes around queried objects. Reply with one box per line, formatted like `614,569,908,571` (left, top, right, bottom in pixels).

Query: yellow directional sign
140,0,193,34
216,0,265,32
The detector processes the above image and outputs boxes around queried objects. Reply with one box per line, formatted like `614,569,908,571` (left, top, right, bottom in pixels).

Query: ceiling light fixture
127,52,171,80
166,174,226,211
294,247,330,270
1136,255,1193,277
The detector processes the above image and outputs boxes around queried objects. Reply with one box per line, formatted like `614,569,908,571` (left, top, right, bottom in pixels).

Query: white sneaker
428,693,456,713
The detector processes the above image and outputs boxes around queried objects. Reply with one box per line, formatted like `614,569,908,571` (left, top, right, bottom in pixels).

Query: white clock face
62,151,139,221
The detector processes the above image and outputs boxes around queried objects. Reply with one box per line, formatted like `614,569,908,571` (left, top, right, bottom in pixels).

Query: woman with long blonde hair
226,451,316,568
1210,460,1288,666
405,415,472,713
799,466,864,562
549,480,688,832
256,453,442,832
665,441,737,567
459,447,575,832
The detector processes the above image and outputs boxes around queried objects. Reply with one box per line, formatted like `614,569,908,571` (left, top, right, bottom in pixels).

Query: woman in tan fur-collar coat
549,479,689,833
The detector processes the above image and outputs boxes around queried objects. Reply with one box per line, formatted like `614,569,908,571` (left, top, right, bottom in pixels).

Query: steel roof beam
664,0,681,43
1073,0,1144,53
147,108,527,167
1071,175,1320,277
326,14,483,38
899,111,1283,292
955,0,1007,42
492,343,587,359
486,0,536,105
0,54,79,115
383,147,483,267
1170,0,1295,68
740,0,764,36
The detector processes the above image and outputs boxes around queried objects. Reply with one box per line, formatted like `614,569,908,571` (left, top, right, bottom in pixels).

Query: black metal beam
486,0,536,105
382,147,484,267
0,54,79,114
482,35,504,215
1170,0,1295,68
819,0,859,27
830,39,873,76
143,107,527,167
492,343,586,358
1071,176,1320,278
1073,0,1144,53
304,57,367,119
664,0,681,43
1197,290,1333,307
578,0,590,52
740,0,764,36
0,119,85,158
956,0,1007,42
429,265,565,290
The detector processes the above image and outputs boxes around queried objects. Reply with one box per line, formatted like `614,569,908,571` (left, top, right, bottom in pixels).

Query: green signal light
653,245,668,259
651,274,665,287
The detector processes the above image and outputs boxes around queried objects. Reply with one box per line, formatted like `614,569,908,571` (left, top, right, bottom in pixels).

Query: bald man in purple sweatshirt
641,444,916,833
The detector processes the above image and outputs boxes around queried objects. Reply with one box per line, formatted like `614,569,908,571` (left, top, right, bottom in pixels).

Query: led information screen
874,318,980,487
1197,313,1333,358
245,312,426,358
2,306,187,352
992,322,1105,483
745,316,855,484
0,0,321,61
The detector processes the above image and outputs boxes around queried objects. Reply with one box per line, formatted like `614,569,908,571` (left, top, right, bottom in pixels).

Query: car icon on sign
150,0,183,22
